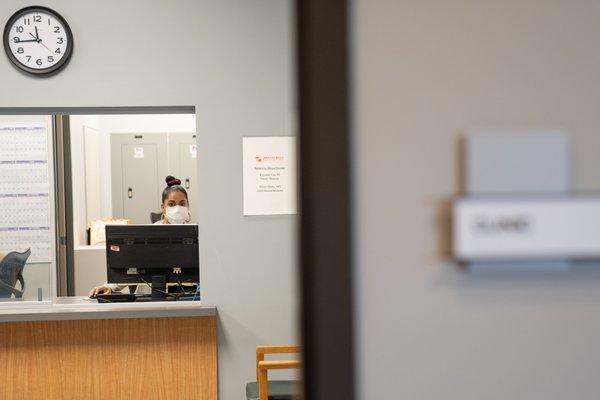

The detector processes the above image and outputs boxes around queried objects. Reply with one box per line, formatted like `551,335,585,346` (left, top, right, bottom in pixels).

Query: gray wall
352,1,600,399
0,1,297,399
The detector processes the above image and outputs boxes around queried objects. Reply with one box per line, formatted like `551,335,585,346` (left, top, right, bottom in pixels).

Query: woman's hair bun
165,175,181,187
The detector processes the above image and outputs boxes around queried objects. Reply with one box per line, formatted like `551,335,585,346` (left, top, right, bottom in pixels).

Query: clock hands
14,37,38,43
10,27,40,43
39,41,54,54
28,31,54,54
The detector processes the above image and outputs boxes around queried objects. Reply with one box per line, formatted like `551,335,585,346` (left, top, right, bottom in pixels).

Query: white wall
352,1,600,399
0,1,297,399
100,114,197,134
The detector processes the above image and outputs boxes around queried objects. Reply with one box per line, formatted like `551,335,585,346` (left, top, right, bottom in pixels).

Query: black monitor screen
106,224,199,285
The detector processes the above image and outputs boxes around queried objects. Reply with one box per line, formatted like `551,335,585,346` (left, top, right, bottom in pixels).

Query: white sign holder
242,137,297,216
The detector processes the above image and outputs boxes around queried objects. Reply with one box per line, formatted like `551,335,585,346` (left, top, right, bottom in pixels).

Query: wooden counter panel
0,316,216,400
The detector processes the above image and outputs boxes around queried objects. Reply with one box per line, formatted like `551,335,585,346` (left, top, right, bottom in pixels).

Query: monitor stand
151,275,167,301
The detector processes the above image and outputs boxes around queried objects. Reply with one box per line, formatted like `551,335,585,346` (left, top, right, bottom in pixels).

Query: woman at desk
89,175,191,296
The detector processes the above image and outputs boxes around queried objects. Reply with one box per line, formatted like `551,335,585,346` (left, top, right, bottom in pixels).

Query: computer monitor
105,224,199,288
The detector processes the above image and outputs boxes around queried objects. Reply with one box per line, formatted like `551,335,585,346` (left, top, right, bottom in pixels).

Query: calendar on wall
0,123,52,263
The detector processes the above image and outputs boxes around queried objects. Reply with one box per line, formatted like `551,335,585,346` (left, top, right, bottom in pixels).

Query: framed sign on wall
242,136,298,216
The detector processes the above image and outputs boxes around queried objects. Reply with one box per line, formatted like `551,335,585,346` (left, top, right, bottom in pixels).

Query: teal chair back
0,248,31,298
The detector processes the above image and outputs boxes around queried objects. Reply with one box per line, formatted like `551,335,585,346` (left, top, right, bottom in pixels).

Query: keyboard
92,293,198,302
93,293,137,302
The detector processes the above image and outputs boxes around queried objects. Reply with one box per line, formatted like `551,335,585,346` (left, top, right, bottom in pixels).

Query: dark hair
161,175,188,203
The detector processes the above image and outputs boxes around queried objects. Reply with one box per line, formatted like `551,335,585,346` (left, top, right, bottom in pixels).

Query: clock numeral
36,59,42,66
24,18,30,25
47,56,54,63
57,37,64,44
16,47,24,54
53,26,60,33
15,26,23,33
33,16,41,23
48,18,51,25
13,37,19,43
55,48,61,54
26,56,31,63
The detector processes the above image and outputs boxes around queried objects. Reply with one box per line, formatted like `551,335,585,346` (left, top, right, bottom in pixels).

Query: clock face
3,6,73,75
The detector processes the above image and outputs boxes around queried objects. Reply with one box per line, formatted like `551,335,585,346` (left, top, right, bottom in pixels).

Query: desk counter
0,297,217,400
0,296,216,322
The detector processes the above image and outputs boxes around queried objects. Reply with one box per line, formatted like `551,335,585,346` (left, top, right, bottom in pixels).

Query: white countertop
0,296,216,322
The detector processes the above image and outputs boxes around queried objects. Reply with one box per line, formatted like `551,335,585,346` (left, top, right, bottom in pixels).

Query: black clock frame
3,5,74,76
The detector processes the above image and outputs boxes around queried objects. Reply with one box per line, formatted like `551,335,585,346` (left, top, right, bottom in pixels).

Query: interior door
111,133,168,223
121,144,159,224
83,126,101,223
169,133,197,223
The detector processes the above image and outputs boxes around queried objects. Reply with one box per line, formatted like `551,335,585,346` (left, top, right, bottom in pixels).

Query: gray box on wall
466,131,570,195
463,130,572,271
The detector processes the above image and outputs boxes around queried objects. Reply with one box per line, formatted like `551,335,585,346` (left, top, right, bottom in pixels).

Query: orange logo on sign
256,155,284,162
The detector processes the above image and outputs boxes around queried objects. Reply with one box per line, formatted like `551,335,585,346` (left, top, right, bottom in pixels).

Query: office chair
0,248,31,299
246,345,301,400
150,211,163,224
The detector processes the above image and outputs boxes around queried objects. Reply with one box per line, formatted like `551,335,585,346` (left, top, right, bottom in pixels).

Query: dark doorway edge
297,1,355,400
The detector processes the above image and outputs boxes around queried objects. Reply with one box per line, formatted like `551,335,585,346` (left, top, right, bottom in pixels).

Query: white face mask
165,205,189,224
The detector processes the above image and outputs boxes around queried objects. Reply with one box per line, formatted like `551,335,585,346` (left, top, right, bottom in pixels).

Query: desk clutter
87,218,131,246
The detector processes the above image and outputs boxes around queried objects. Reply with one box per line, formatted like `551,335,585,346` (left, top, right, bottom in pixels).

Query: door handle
185,179,190,189
128,188,133,199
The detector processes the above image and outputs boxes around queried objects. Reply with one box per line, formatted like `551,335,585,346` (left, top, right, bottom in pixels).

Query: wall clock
3,6,73,76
